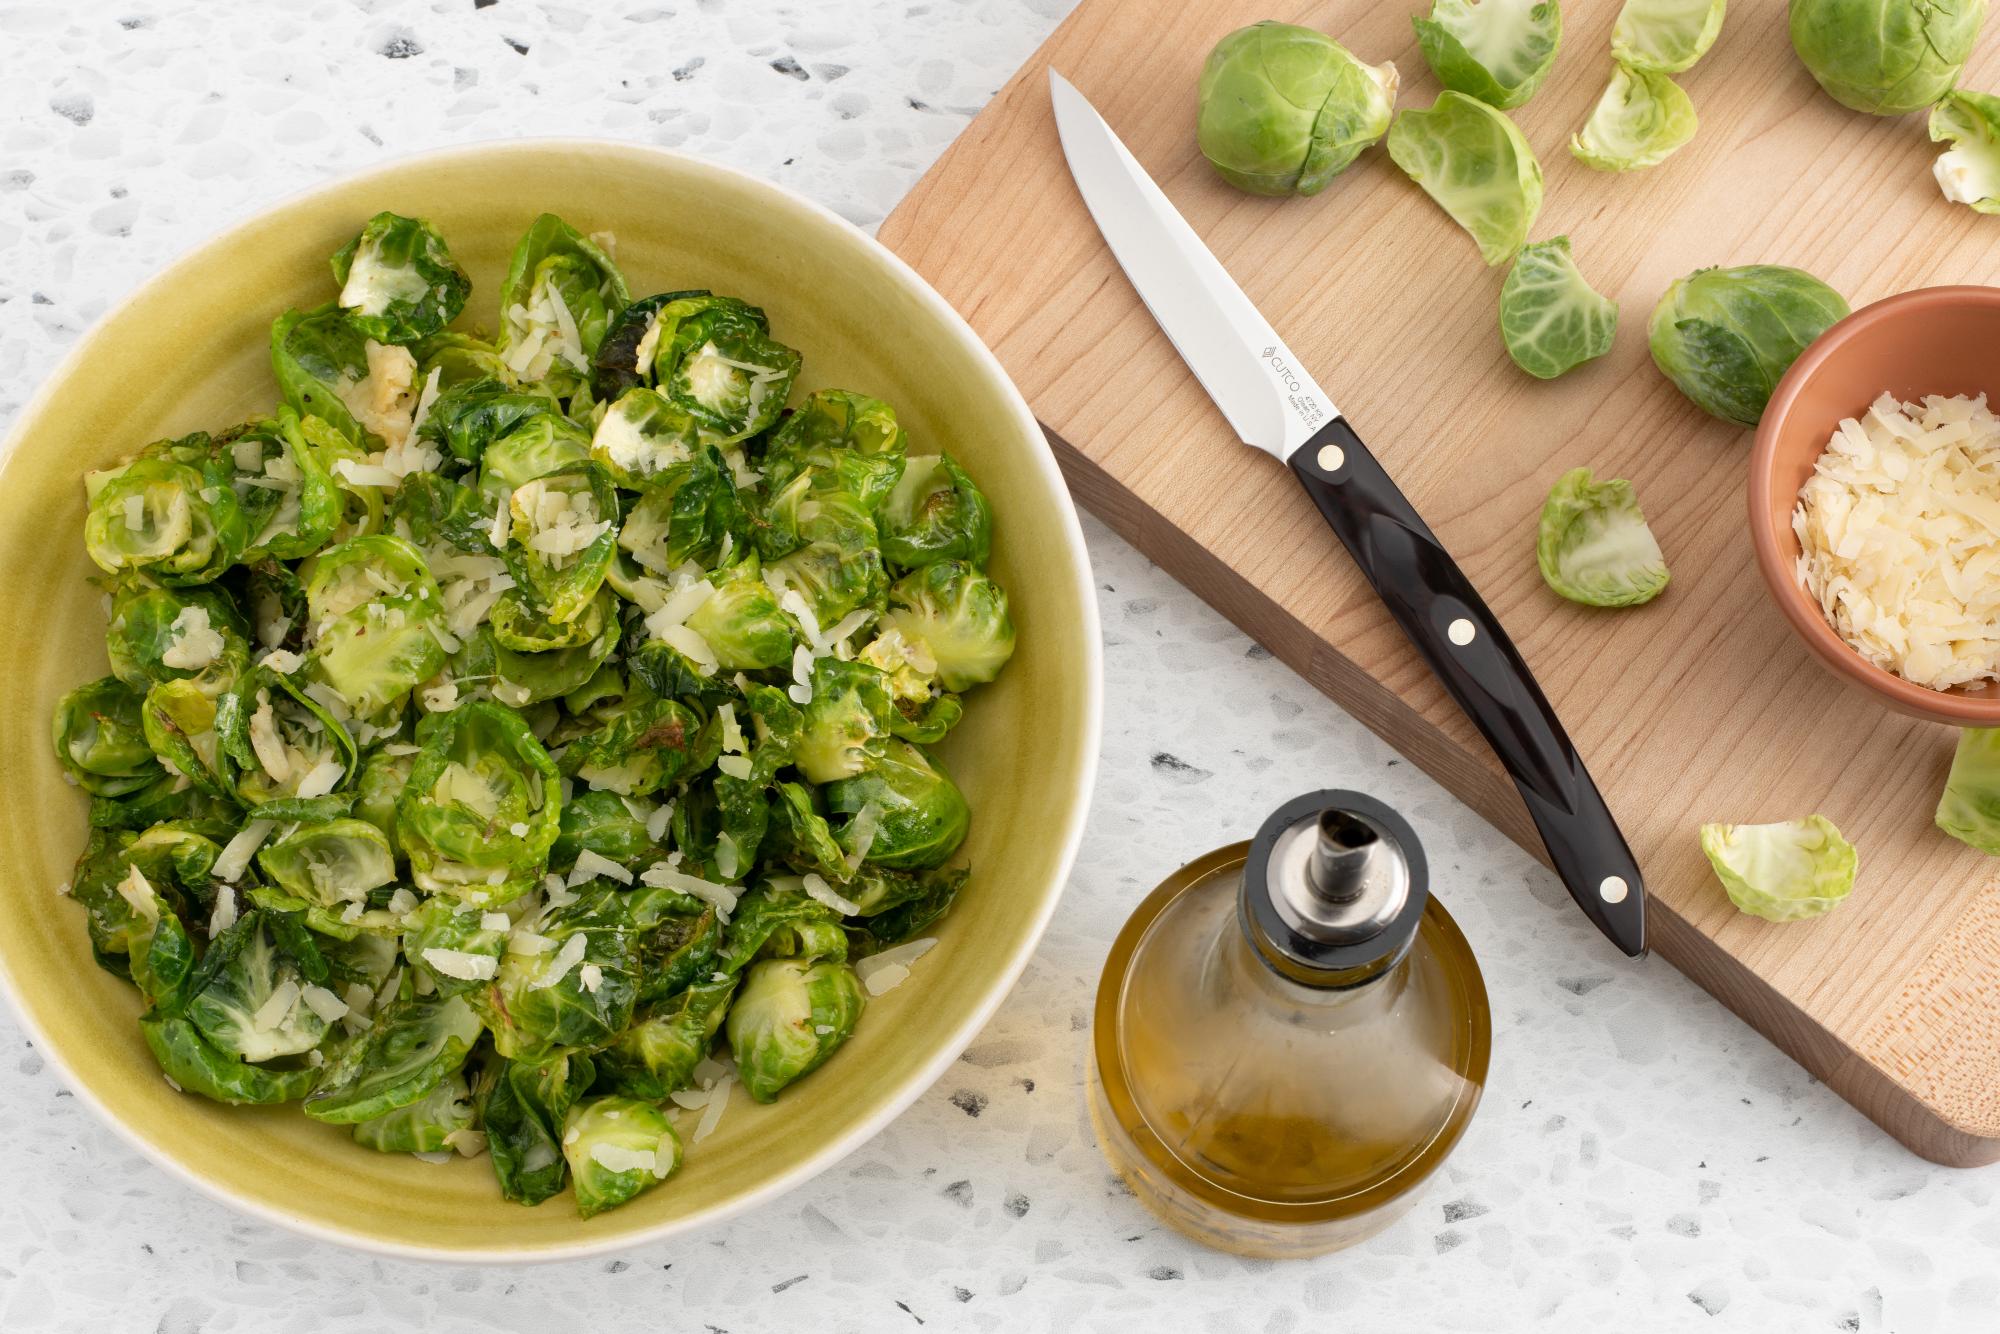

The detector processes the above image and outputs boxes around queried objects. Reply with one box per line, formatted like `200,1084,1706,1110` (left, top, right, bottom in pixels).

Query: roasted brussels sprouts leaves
1413,0,1563,111
1536,468,1669,608
1196,21,1398,197
55,209,1013,1220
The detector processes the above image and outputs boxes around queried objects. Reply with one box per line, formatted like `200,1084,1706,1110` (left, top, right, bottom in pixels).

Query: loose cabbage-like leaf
824,738,970,870
563,1095,682,1218
1612,0,1726,75
402,896,511,998
303,992,483,1124
256,818,398,912
498,214,630,395
726,957,865,1103
351,1073,475,1153
1386,92,1544,266
1536,468,1669,607
53,676,165,798
589,387,705,490
301,534,449,722
876,560,1015,692
1789,0,1985,115
795,658,895,785
477,1052,594,1205
214,665,358,811
683,561,795,671
83,453,248,586
502,462,619,625
879,453,992,571
718,884,848,974
760,390,907,511
184,910,331,1062
1648,265,1849,425
594,976,737,1100
331,211,470,346
480,884,639,1061
1930,90,2000,215
1499,237,1618,380
1699,817,1857,921
1413,0,1563,110
143,1014,319,1106
398,699,561,898
657,304,801,442
105,584,250,691
1936,729,2000,853
1196,21,1400,196
1570,61,1699,172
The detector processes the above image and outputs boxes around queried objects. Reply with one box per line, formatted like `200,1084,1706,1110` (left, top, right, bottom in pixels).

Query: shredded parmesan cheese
423,947,500,982
160,606,225,671
801,872,861,917
530,933,590,990
213,819,275,883
855,937,938,996
1795,393,2000,691
208,884,238,937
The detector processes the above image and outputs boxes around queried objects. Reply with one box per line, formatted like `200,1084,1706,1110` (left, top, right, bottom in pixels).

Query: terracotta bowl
1749,286,2000,727
0,141,1101,1260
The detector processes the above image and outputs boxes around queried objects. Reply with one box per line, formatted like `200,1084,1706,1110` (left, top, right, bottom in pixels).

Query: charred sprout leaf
1611,0,1727,74
589,387,705,489
658,305,801,441
1699,817,1857,921
351,1073,476,1153
397,700,561,898
876,560,1015,692
1930,90,2000,214
184,910,332,1061
1536,468,1669,607
54,676,165,798
477,1052,594,1205
847,867,968,955
83,453,247,585
481,884,639,1062
727,957,865,1103
761,390,907,510
1413,0,1563,110
1499,237,1618,380
879,453,992,571
1789,0,1985,115
795,657,895,785
1570,61,1698,172
595,976,736,1100
563,1095,682,1218
331,211,471,346
304,992,483,1123
498,214,629,396
143,1014,320,1105
1386,91,1544,266
502,462,619,624
825,738,970,870
1648,265,1849,425
559,692,717,797
1196,21,1399,196
257,818,397,912
1936,729,2000,853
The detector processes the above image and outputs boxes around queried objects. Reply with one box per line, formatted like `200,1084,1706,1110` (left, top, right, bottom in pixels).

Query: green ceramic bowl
0,140,1100,1261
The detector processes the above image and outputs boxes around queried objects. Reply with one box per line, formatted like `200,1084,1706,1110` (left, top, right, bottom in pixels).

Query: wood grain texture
881,0,2000,1164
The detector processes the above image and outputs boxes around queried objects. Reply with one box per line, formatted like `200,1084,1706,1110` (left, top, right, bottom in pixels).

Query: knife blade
1049,69,1646,957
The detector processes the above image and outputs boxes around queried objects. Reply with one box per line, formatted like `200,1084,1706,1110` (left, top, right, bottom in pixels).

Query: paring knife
1048,70,1646,957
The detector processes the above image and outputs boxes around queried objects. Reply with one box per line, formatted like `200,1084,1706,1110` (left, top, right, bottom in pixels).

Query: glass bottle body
1088,844,1489,1259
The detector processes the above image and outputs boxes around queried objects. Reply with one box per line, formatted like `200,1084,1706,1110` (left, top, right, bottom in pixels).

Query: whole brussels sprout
1197,22,1400,196
876,560,1016,692
1648,265,1850,425
824,738,970,870
562,1095,682,1218
1790,0,1987,116
726,957,866,1103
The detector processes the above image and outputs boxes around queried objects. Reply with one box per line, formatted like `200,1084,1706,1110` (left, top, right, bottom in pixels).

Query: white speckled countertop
0,2,1993,1330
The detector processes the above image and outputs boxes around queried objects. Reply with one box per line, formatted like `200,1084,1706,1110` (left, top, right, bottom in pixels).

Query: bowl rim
0,135,1103,1264
1748,284,2000,727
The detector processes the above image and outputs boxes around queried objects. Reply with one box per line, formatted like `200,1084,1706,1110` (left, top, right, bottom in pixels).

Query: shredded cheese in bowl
1793,392,2000,691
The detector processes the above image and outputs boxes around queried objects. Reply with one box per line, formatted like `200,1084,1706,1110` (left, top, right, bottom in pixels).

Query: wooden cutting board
880,0,2000,1165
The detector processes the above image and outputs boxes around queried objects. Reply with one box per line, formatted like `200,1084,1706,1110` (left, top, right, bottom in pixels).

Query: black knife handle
1289,417,1646,957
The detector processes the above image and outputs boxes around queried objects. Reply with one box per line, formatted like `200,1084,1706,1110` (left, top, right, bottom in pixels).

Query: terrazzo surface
0,2,1992,1330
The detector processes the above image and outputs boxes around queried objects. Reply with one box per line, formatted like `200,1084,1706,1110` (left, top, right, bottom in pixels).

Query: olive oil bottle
1089,791,1490,1258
